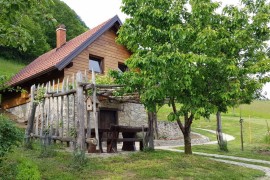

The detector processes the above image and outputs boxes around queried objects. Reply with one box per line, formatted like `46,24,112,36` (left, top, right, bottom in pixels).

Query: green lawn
190,115,270,161
156,100,270,161
0,143,264,180
157,100,270,121
0,57,25,76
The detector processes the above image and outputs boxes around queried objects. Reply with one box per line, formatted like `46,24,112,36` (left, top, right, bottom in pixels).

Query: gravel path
156,129,270,179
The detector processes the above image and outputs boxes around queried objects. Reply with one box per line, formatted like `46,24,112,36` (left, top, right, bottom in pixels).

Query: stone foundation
157,121,183,139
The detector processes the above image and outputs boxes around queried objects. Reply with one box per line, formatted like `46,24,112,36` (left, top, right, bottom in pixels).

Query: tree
44,0,88,49
0,0,88,61
0,0,54,59
112,0,270,154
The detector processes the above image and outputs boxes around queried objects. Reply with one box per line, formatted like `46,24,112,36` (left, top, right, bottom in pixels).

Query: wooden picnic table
88,125,148,153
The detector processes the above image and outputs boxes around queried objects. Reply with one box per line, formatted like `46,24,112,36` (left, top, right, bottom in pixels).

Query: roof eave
8,66,57,87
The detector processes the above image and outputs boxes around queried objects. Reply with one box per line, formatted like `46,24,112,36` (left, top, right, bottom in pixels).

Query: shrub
0,114,23,159
16,158,41,180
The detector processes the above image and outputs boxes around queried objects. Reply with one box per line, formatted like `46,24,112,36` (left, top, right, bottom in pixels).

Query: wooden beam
76,72,86,151
25,85,37,144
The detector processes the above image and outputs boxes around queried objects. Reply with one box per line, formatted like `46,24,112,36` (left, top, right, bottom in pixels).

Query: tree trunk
154,112,159,139
216,111,224,144
183,126,192,154
183,133,192,154
147,111,155,149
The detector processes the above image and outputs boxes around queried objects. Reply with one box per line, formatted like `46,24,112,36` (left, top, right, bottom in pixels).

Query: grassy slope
0,57,25,76
157,100,270,160
0,144,264,180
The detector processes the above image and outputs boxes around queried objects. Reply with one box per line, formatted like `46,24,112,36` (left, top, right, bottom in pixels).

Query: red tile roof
9,15,122,86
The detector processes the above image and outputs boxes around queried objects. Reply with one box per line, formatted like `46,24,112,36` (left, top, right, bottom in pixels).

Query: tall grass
0,57,25,76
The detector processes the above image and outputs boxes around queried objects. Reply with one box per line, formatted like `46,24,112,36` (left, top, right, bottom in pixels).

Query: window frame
89,55,104,74
118,62,128,73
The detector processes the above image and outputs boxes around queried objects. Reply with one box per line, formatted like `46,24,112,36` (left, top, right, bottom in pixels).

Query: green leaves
115,0,270,120
0,114,23,159
0,0,88,60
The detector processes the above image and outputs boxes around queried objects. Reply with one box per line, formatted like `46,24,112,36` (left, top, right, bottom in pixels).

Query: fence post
92,70,100,151
25,85,37,144
76,72,85,151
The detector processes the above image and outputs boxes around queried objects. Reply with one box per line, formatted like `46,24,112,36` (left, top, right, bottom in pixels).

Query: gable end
56,15,122,71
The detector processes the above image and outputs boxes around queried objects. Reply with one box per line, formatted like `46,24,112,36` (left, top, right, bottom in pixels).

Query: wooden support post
72,94,76,129
92,70,100,151
45,83,49,128
56,79,60,136
35,85,40,135
76,72,86,151
25,85,37,144
40,96,45,137
49,81,53,137
66,78,70,137
86,101,91,139
60,79,65,139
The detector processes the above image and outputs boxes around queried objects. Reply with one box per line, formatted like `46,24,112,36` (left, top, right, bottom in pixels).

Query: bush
0,114,23,159
16,158,41,180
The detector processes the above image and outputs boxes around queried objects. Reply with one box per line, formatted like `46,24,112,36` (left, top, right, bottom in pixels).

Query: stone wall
7,102,30,122
118,103,148,127
157,121,183,139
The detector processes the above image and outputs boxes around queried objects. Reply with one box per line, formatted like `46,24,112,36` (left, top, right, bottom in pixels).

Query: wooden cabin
1,15,130,110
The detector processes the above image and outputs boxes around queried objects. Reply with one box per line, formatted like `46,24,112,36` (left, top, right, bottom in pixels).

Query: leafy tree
0,114,23,161
111,0,270,154
0,0,54,60
0,0,88,61
44,0,88,49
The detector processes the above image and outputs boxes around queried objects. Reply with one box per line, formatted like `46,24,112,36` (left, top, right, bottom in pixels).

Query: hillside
0,0,88,62
0,57,25,76
157,100,270,121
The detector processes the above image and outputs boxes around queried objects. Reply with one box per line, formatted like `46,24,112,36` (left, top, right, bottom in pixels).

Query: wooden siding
1,92,30,109
64,29,131,78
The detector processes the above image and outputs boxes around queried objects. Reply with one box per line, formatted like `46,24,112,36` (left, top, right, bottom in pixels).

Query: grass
0,57,25,76
0,142,264,180
157,100,270,121
156,100,270,162
189,115,270,161
192,128,217,141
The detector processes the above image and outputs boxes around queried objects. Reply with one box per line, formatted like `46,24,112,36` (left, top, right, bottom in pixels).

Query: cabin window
89,56,103,73
118,62,128,72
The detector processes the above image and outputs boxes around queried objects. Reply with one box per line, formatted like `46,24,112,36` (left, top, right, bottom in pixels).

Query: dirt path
156,129,270,179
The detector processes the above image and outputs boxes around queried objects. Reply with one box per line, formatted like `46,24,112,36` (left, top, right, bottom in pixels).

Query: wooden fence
25,71,101,151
